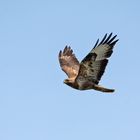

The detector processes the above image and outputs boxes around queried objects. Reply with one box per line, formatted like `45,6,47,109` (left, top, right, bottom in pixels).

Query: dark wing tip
103,33,113,44
59,45,74,57
63,46,68,54
98,33,108,45
93,38,99,48
110,39,119,46
95,33,118,47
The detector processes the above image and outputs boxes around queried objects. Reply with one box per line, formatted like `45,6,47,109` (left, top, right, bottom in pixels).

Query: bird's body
64,76,114,92
58,33,118,93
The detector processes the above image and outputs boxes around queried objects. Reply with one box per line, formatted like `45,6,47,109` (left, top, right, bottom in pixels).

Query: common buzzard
58,33,118,93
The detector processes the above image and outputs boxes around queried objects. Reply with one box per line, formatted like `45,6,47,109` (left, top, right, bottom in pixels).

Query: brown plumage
58,33,119,93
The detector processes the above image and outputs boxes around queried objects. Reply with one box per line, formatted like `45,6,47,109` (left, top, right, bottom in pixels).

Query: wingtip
99,33,108,45
108,32,113,38
60,45,74,56
105,33,119,45
110,39,119,46
63,45,69,54
64,45,68,50
109,32,118,39
93,38,99,48
64,45,72,51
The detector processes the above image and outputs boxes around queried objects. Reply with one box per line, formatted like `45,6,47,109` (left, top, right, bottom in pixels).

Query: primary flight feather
58,33,119,93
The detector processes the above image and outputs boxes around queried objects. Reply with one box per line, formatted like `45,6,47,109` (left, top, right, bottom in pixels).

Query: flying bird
58,33,119,93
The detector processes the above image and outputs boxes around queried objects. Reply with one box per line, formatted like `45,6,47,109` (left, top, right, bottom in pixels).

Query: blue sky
0,0,140,140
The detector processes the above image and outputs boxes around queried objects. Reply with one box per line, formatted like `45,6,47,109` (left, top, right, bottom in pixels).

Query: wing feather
91,33,119,60
59,46,80,78
76,33,118,84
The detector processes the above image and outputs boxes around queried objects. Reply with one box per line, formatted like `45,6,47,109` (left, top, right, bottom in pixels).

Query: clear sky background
0,0,140,140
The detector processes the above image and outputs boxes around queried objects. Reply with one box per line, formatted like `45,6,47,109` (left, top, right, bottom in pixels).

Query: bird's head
63,78,79,89
63,79,74,87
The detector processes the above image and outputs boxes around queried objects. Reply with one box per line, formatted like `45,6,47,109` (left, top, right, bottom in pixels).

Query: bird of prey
58,33,118,93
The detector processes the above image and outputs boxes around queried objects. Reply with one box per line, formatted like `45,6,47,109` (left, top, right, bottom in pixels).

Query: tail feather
94,85,115,93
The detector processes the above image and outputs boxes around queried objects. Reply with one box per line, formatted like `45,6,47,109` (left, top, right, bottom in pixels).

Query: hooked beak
63,79,68,84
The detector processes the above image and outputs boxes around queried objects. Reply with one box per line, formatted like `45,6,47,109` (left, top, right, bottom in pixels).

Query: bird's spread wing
76,33,119,84
59,46,80,78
